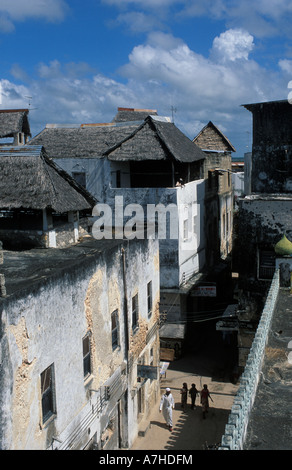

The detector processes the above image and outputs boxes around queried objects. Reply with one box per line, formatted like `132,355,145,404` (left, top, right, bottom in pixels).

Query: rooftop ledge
242,193,292,201
45,116,172,130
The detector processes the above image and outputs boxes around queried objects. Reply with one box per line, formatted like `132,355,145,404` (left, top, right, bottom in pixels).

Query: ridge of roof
0,109,29,114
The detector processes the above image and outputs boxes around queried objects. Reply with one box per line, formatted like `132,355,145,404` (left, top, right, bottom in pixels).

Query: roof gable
193,121,235,152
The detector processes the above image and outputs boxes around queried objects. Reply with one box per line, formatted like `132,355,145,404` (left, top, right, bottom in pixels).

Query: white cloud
103,0,292,39
0,28,288,156
114,12,165,34
211,29,254,62
0,0,68,31
119,31,259,105
279,59,292,75
102,0,179,8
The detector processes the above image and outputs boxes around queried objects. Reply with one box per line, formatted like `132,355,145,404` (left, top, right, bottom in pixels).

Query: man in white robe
159,387,175,431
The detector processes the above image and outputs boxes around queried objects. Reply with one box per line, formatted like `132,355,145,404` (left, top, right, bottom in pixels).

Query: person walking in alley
200,384,213,419
189,383,199,409
180,382,188,411
159,387,175,431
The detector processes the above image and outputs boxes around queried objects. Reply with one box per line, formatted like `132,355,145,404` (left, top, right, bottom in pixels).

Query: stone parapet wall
219,269,280,450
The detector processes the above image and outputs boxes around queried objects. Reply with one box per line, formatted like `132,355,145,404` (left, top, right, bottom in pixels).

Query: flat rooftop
244,288,292,450
0,237,125,299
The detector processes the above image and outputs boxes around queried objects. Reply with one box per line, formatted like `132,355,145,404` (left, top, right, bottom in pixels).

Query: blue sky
1,0,292,157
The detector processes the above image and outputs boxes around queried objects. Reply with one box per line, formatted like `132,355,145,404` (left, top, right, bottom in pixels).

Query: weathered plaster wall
54,157,110,202
124,239,160,447
237,197,292,277
177,180,206,286
0,238,160,450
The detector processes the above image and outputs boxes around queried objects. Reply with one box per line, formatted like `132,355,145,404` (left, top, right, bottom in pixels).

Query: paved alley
131,320,239,451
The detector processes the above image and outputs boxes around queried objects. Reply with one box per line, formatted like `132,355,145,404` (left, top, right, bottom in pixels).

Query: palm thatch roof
0,109,31,139
104,116,206,163
29,122,140,159
0,145,96,212
193,121,236,152
29,114,205,164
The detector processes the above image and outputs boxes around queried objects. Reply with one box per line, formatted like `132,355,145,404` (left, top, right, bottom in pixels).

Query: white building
0,237,160,450
30,110,207,323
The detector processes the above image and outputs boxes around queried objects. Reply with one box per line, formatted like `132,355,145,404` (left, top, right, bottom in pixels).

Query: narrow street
132,320,239,451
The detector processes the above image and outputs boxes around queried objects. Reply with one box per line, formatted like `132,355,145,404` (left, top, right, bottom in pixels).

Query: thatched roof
29,114,205,164
29,122,140,159
0,109,31,139
105,116,206,163
193,121,236,152
112,107,158,123
0,145,96,212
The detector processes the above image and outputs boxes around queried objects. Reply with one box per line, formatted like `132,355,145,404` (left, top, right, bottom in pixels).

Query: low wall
219,269,280,450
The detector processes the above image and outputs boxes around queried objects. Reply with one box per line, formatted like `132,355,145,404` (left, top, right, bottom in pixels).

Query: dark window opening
83,334,91,378
258,249,276,280
147,281,153,317
72,171,86,188
116,170,121,188
130,161,173,188
111,309,119,350
41,364,56,423
132,293,139,331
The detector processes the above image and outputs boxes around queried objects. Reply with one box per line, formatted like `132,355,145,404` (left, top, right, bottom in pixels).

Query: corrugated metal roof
0,145,43,157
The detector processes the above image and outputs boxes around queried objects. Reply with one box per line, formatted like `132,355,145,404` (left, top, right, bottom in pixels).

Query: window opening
147,281,152,317
41,364,56,423
132,293,139,331
111,309,119,350
83,334,91,378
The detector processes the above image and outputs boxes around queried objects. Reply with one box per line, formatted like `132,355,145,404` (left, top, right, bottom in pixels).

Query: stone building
243,99,292,194
29,109,207,323
193,121,235,263
0,236,160,450
29,108,238,326
0,145,96,249
0,129,160,449
233,99,292,368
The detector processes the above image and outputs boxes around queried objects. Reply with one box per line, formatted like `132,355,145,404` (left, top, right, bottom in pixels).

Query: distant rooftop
30,114,205,164
112,107,158,123
242,99,289,111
